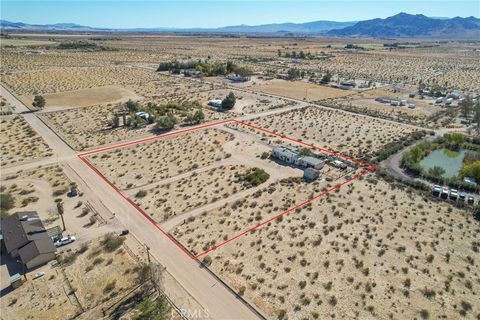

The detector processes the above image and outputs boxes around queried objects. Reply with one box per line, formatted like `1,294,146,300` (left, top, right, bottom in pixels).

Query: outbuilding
299,156,325,170
304,168,320,181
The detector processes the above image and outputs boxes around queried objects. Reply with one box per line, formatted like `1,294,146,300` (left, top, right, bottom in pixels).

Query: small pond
419,148,465,178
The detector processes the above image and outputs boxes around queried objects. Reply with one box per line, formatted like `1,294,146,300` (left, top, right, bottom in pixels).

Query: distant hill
215,20,356,34
1,13,479,38
0,20,109,32
0,19,355,34
327,13,480,38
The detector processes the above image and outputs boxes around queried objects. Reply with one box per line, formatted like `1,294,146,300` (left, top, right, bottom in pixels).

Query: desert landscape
1,10,479,319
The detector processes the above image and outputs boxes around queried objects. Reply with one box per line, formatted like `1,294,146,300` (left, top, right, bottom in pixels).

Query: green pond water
419,148,465,178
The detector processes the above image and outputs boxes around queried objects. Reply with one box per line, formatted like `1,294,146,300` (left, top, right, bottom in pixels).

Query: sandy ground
174,176,479,319
21,85,141,110
127,165,252,222
2,66,159,96
194,88,299,114
231,106,418,159
0,115,53,166
87,128,234,189
251,79,355,101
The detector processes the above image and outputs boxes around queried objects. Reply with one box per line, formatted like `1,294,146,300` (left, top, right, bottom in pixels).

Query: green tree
126,99,139,112
111,115,119,128
156,113,177,130
445,133,464,150
474,100,480,132
459,95,473,119
32,95,46,109
461,161,480,180
287,68,301,80
221,92,236,110
321,71,332,83
426,166,445,178
133,296,171,320
0,193,14,217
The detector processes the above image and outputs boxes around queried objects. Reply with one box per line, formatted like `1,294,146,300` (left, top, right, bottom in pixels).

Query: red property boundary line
77,119,376,260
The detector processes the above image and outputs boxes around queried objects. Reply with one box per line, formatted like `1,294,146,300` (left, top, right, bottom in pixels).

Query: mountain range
1,13,479,39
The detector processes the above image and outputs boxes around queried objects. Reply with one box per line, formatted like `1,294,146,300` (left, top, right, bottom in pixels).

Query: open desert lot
174,177,479,319
1,26,480,320
128,164,254,222
231,106,418,159
2,66,160,96
86,128,234,189
21,85,141,110
38,103,153,150
0,115,53,166
251,79,355,101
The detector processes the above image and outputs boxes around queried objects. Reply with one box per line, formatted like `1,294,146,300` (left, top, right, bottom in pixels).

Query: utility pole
57,201,65,231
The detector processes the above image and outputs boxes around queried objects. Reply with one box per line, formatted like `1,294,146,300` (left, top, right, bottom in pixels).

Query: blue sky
1,1,479,28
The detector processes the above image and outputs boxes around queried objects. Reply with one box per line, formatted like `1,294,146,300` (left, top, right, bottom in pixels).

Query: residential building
0,212,56,270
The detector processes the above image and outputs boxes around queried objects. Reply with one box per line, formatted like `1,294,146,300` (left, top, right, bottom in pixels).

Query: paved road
1,83,263,320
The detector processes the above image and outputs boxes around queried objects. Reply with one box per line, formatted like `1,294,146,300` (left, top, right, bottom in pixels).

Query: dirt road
1,83,264,319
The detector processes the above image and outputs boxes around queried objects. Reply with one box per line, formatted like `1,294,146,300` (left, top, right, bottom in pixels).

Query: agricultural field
174,176,479,319
86,128,234,189
231,106,418,159
0,115,53,166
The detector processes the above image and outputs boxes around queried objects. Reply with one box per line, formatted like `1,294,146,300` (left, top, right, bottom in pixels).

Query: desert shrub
0,193,14,216
240,168,270,187
136,263,152,284
103,280,116,294
135,190,147,198
133,295,171,320
101,233,125,252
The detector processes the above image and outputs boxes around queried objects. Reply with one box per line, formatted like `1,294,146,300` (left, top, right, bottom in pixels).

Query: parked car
459,192,466,201
54,236,76,247
449,189,458,201
467,196,475,205
433,185,441,196
440,188,449,199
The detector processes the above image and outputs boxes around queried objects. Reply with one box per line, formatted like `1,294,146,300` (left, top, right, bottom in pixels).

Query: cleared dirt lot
21,85,140,110
250,79,354,101
175,177,479,319
0,115,53,166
